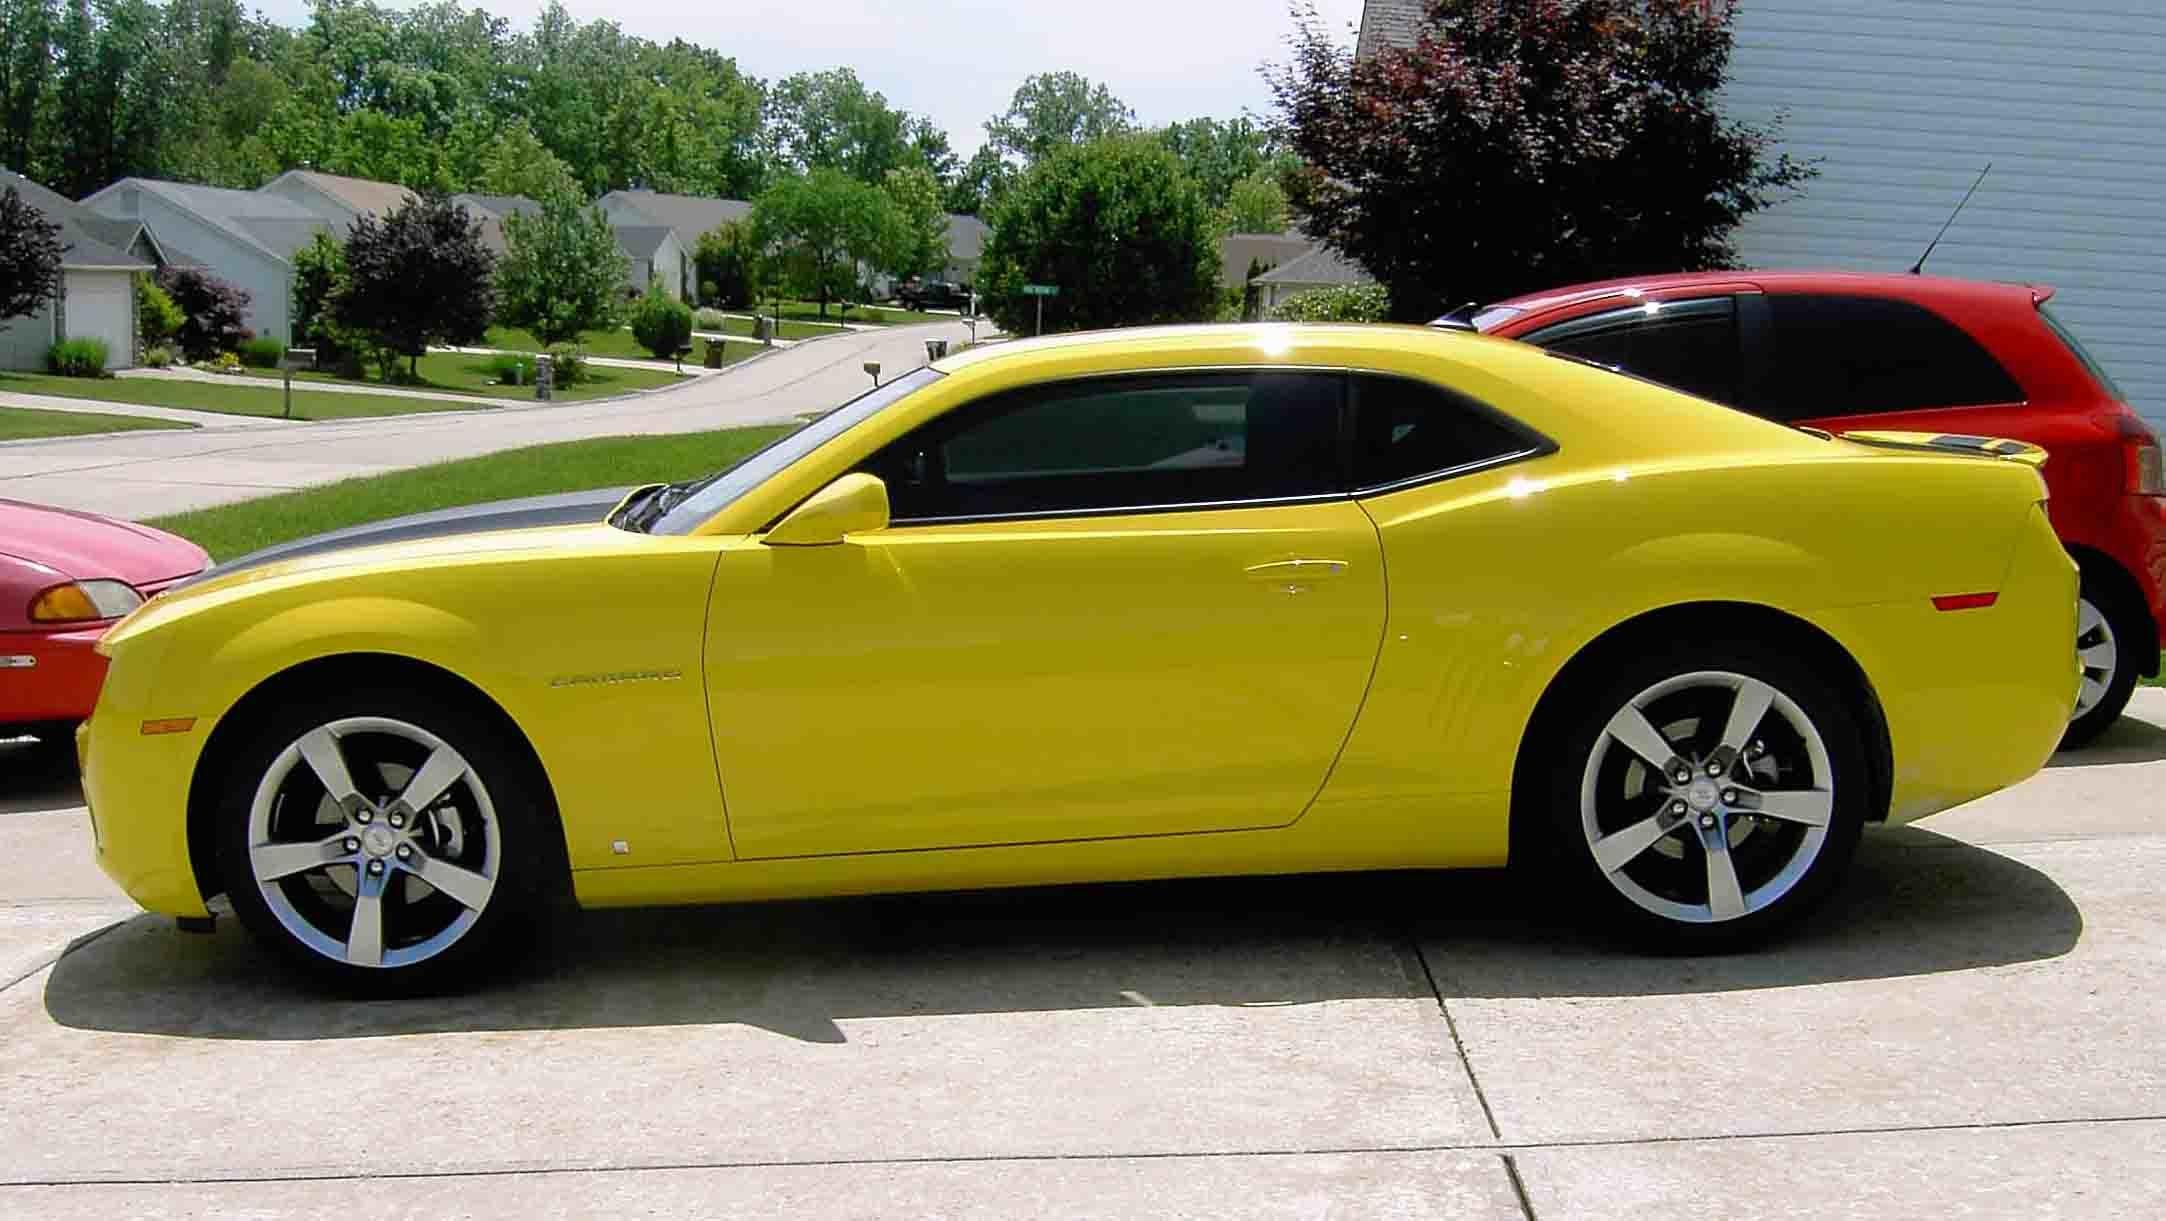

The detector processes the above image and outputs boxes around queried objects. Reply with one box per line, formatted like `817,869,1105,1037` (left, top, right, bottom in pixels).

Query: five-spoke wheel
218,690,551,992
1529,638,1867,949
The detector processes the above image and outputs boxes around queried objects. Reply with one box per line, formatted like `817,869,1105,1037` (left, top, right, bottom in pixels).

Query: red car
1470,271,2165,746
2,499,208,743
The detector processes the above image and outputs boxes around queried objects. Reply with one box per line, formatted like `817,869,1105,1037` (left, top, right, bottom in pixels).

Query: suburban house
259,169,416,238
597,190,749,300
1357,0,2166,427
0,169,153,371
1219,231,1325,316
83,179,330,345
1251,246,1375,314
452,193,542,255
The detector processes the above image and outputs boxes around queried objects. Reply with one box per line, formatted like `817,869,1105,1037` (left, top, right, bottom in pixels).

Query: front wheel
1527,641,1869,951
215,690,556,994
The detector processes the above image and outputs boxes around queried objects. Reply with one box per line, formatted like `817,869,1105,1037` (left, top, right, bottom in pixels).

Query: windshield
2038,302,2126,401
648,365,945,535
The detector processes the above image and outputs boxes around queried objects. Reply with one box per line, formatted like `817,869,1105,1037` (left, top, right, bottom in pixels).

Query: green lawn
149,423,796,561
768,300,955,326
0,371,480,421
479,326,756,368
242,349,688,402
0,404,194,441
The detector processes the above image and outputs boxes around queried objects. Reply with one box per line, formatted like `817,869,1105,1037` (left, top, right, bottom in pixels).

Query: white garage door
0,298,55,371
65,270,134,371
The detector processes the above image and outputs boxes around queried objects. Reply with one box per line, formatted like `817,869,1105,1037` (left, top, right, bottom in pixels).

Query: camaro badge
548,669,684,689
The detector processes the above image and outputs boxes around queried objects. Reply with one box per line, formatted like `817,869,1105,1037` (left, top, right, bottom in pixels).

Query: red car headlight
28,579,144,624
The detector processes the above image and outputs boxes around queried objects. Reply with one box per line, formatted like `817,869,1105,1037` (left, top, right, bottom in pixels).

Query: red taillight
1932,592,1999,612
2112,413,2164,495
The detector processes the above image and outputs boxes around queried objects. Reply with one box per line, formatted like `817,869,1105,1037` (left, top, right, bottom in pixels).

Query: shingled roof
1356,0,1430,58
0,168,150,269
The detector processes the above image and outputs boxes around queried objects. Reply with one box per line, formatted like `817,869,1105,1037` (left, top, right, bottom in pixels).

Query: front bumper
78,633,212,918
0,624,111,727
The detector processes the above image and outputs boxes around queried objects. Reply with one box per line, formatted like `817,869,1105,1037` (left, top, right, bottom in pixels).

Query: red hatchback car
2,499,209,744
1473,271,2165,746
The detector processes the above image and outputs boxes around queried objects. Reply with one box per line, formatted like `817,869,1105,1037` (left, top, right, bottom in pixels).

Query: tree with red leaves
1267,0,1813,320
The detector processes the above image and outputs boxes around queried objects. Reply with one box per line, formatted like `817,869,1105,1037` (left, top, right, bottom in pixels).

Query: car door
702,368,1388,859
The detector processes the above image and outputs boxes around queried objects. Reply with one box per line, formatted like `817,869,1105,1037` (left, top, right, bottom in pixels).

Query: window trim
834,364,1555,530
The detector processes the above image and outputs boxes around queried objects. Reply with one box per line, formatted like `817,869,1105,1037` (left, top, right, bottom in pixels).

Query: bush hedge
544,343,587,385
630,284,694,359
46,337,110,377
237,336,286,368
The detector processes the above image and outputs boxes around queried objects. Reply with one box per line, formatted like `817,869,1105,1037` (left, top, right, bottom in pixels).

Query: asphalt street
0,688,2160,1217
0,321,986,520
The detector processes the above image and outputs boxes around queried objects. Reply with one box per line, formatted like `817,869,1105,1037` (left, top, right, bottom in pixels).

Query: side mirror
763,473,890,546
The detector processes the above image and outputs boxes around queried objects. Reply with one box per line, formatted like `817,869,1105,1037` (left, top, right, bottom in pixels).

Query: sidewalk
117,367,509,406
0,321,983,520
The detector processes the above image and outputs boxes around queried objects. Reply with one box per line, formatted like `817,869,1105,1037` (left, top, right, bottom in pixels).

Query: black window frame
1518,295,1745,409
849,367,1556,527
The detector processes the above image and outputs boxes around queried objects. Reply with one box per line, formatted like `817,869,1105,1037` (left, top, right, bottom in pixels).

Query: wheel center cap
360,825,398,858
1685,778,1722,812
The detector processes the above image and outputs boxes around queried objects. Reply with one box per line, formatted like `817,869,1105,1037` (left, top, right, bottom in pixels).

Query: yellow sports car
80,324,2077,991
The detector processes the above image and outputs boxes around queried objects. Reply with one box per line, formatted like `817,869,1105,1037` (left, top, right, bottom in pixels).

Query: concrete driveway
2,690,2162,1217
0,322,983,520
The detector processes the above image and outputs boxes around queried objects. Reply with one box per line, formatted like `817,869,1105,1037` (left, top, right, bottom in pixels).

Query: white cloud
249,0,1367,153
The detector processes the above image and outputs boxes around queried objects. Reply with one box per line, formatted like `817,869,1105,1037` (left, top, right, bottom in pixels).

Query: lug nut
366,860,384,875
1722,789,1739,805
1699,814,1716,829
1706,760,1724,776
1748,739,1766,757
1672,766,1691,783
343,837,360,853
354,809,373,825
388,812,404,829
1669,799,1688,815
396,844,413,861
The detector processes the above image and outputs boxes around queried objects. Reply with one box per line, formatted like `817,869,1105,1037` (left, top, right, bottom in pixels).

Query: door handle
1244,559,1349,578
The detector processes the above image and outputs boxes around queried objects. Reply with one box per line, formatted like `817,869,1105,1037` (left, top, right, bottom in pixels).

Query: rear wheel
2062,573,2142,749
1527,640,1868,951
215,688,556,994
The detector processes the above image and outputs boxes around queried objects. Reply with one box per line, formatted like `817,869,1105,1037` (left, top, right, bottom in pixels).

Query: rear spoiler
1839,429,2048,469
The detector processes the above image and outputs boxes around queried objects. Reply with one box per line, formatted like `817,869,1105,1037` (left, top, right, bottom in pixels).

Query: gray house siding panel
1722,0,2166,431
125,195,293,344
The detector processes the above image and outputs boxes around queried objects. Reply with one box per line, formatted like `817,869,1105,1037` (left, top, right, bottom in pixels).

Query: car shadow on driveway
2044,713,2166,767
40,825,2080,1044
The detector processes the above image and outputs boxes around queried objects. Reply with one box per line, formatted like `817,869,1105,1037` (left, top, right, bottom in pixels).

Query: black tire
1519,635,1870,952
2060,569,2145,750
214,684,559,996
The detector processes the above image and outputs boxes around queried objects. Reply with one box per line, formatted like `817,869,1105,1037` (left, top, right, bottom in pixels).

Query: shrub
135,275,184,347
1267,283,1390,323
485,351,535,385
544,342,586,386
156,266,252,359
237,336,286,368
141,344,176,368
201,351,243,374
46,337,110,377
694,306,726,330
699,279,719,303
629,283,694,359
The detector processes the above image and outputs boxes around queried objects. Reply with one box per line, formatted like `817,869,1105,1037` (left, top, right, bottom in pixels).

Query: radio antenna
1911,162,1992,275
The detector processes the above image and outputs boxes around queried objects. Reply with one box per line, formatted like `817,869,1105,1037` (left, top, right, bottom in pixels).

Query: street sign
1022,284,1060,297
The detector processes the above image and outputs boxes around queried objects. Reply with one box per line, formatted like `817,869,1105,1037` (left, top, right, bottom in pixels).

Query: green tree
1268,0,1813,319
985,71,1135,166
496,190,624,346
1220,167,1289,234
333,195,495,377
750,168,899,317
473,118,581,201
0,187,65,333
879,164,948,280
0,0,58,175
1155,116,1294,210
628,280,693,359
945,145,1014,217
134,271,184,346
693,219,761,309
977,136,1219,335
289,231,347,358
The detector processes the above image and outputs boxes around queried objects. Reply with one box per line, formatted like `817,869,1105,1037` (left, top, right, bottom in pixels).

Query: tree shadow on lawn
43,824,2079,1044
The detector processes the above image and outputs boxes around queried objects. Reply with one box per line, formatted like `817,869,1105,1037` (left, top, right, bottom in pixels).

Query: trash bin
704,338,725,368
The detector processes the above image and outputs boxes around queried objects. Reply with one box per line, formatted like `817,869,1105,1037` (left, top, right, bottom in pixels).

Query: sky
248,0,1369,154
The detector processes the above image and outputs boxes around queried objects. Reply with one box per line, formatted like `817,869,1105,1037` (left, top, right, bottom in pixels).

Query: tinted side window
1350,374,1544,490
1765,294,2024,421
1522,297,1742,406
861,371,1343,521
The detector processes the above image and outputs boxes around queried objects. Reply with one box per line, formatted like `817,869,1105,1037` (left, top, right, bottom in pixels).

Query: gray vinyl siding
1721,0,2166,431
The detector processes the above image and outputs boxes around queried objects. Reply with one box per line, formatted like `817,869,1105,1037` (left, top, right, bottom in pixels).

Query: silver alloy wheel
2073,596,2120,722
247,716,500,969
1579,671,1835,924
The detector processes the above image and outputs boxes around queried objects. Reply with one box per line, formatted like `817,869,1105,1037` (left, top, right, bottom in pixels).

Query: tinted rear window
1764,294,2024,421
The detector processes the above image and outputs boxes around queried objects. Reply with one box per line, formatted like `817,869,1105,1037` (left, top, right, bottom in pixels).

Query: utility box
534,353,554,401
